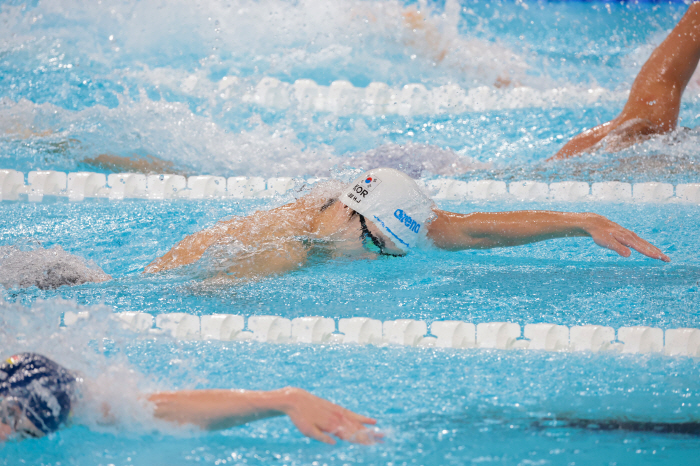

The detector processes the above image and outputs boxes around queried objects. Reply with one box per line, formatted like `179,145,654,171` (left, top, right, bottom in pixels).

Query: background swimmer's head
0,353,76,439
338,168,436,253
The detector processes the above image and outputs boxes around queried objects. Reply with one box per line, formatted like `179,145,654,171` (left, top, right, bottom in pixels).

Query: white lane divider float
549,181,591,202
291,317,336,344
146,174,188,200
27,170,67,202
430,321,476,349
107,173,148,200
201,314,246,341
2,169,700,205
67,172,109,201
155,313,201,340
60,312,700,357
0,169,25,201
115,311,155,332
338,317,383,345
240,77,620,116
187,175,227,199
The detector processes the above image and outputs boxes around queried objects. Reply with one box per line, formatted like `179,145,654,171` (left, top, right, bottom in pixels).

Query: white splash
0,297,199,436
0,241,110,290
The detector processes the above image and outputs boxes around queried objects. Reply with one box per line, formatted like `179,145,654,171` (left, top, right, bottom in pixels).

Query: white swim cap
338,168,436,252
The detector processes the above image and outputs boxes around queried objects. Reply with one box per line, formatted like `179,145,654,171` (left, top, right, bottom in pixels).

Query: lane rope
62,311,700,357
1,169,699,204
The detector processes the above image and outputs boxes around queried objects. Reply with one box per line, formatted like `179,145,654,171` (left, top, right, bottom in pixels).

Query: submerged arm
148,387,378,445
144,226,228,273
427,209,670,261
220,240,310,281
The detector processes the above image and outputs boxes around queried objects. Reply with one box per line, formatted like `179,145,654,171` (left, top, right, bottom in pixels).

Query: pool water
2,0,700,464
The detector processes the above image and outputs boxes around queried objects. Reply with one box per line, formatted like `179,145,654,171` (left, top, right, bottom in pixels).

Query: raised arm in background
550,2,700,159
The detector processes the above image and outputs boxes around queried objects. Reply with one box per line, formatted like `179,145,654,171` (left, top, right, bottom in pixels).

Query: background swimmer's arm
402,7,449,63
148,387,379,445
551,2,700,160
427,210,670,261
82,154,189,175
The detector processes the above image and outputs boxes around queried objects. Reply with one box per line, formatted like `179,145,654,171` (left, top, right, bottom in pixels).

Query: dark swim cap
0,353,76,435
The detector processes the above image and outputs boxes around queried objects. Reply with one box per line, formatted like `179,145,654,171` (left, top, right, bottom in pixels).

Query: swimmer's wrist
268,387,308,415
574,212,605,237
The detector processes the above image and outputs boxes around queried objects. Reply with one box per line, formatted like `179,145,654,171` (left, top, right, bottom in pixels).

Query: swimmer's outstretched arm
148,387,380,445
83,154,188,175
551,2,700,160
427,210,670,262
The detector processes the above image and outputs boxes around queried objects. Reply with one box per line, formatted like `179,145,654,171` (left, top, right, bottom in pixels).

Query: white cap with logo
338,168,436,252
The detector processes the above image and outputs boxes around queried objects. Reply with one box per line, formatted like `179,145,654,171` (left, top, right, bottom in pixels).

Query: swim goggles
359,214,404,257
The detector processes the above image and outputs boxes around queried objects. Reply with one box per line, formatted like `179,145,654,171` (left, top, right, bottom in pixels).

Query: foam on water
0,298,148,433
0,297,215,437
0,96,490,177
0,0,532,87
0,240,110,290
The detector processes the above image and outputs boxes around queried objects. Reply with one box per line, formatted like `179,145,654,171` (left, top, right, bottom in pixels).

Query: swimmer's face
323,202,405,256
0,398,45,440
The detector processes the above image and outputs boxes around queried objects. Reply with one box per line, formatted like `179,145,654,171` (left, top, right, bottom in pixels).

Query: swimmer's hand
148,387,380,445
279,387,381,445
583,214,670,262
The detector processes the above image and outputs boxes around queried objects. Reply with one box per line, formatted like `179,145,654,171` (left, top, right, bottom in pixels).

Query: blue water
2,0,700,464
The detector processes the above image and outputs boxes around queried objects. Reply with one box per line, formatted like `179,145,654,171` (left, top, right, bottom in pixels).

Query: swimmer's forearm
222,241,310,280
148,387,380,445
144,227,227,273
148,389,289,430
428,210,591,250
551,3,700,161
429,210,669,261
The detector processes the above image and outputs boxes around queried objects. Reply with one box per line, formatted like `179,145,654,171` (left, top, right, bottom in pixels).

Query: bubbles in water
346,142,489,178
0,240,110,291
0,297,204,436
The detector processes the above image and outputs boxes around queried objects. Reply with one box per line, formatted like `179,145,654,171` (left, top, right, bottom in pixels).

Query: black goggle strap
359,215,403,257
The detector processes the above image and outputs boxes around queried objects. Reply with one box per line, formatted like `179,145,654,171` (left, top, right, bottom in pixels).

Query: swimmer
82,153,189,176
145,167,669,281
0,353,379,444
354,0,526,87
551,2,700,159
